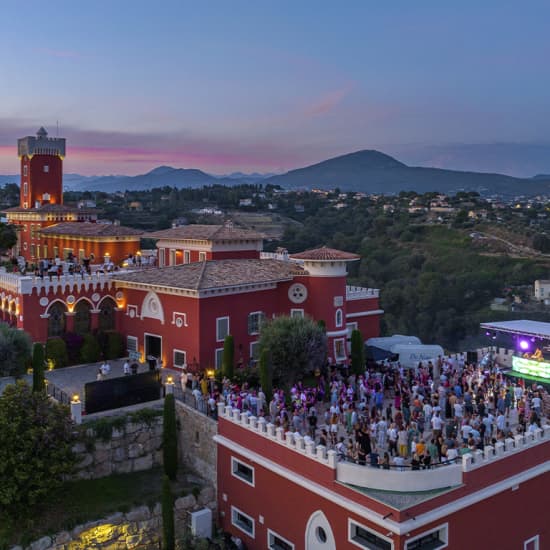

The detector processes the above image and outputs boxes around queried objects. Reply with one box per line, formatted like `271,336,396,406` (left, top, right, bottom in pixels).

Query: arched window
99,297,116,331
48,302,66,337
74,300,91,334
335,308,343,328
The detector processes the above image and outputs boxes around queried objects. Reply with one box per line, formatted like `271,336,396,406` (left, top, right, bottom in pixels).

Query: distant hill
62,166,270,191
0,175,18,186
262,150,550,197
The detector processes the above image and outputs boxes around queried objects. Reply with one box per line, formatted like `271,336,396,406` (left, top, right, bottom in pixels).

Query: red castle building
215,402,549,550
6,128,142,264
0,129,382,371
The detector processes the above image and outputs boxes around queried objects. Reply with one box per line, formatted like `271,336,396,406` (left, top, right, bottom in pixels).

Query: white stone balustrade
345,285,380,300
218,405,550,481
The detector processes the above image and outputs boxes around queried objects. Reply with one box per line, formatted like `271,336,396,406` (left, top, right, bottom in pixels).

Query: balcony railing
218,403,550,493
346,285,379,300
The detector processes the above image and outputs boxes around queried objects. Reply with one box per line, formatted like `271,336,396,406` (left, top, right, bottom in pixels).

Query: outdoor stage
480,320,550,382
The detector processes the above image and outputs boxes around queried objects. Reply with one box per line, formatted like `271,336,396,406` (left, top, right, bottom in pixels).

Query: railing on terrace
173,384,211,417
45,380,70,405
0,266,153,295
218,403,550,492
346,285,379,299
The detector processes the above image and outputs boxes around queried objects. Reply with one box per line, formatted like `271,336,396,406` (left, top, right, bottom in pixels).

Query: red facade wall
116,287,201,368
217,419,550,550
41,236,140,264
13,284,118,343
24,155,63,207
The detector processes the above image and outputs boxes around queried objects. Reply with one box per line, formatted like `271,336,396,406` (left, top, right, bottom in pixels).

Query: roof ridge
195,258,209,290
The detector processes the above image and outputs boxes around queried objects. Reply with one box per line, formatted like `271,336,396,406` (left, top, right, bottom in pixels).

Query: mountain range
1,150,550,197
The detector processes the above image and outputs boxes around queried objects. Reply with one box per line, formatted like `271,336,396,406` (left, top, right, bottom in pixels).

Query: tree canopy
0,324,32,377
0,381,76,518
258,316,327,388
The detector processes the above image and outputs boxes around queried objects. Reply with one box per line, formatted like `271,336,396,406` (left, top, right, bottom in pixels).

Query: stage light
519,339,529,351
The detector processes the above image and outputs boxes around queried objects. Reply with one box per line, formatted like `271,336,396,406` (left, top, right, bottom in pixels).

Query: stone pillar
65,311,75,333
90,309,100,331
71,396,82,424
327,450,337,468
484,446,494,460
165,378,174,395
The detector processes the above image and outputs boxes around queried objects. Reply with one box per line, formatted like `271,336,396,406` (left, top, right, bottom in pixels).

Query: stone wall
13,488,217,550
73,416,163,480
175,401,218,487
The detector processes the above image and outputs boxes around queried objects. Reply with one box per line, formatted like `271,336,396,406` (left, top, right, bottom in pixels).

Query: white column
71,396,82,424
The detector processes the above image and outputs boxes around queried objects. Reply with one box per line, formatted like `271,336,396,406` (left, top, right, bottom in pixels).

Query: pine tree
259,348,273,404
161,475,175,550
32,343,45,393
350,329,365,376
163,393,178,480
222,334,234,379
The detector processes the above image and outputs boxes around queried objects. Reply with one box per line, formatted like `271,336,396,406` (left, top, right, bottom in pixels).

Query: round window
316,526,327,543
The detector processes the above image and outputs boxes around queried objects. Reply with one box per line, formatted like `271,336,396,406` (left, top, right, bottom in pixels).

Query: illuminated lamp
519,339,530,351
167,376,173,384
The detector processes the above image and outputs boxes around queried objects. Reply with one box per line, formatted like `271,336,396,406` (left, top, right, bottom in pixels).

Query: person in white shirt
123,361,130,375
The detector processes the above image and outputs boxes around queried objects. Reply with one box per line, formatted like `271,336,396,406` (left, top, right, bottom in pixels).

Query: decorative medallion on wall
39,297,49,307
140,291,165,324
92,293,100,302
66,295,75,305
115,291,124,301
288,283,308,304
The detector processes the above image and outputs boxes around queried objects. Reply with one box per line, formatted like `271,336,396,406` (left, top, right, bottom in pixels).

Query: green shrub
32,343,45,393
162,475,175,550
63,332,84,365
45,338,68,369
105,331,124,360
163,394,178,480
80,333,101,363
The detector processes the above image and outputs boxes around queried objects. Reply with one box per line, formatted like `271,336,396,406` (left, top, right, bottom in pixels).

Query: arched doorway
48,302,66,337
74,300,92,334
98,297,116,331
305,511,336,550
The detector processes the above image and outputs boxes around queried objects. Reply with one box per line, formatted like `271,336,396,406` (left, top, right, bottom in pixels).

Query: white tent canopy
366,335,421,352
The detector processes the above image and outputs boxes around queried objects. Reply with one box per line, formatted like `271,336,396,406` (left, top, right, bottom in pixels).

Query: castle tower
18,127,65,209
290,246,361,364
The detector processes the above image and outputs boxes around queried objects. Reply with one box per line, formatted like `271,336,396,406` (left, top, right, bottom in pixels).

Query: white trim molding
346,309,384,319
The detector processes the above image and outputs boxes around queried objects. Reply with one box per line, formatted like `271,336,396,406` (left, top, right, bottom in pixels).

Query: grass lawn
0,467,196,549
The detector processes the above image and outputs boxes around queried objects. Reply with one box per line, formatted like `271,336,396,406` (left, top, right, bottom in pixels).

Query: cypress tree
258,348,272,404
161,475,175,550
222,334,234,379
32,343,45,393
350,329,365,376
163,393,178,480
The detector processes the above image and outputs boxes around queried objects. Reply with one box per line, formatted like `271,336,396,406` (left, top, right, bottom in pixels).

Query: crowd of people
183,355,548,470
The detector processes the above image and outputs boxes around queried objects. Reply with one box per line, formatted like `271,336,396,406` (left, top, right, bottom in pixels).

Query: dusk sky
1,1,550,177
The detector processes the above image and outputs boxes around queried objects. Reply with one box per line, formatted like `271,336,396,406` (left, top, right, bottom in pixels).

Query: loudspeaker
466,351,478,364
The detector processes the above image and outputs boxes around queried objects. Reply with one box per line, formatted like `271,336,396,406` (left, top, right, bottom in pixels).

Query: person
380,452,391,470
123,360,130,375
131,362,139,375
180,368,188,391
393,455,405,471
96,368,103,381
100,361,110,376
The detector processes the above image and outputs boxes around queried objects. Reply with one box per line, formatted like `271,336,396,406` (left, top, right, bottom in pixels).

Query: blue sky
1,1,549,176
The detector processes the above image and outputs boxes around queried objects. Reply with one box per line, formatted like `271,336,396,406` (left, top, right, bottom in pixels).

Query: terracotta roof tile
39,222,143,237
290,246,360,261
147,224,264,242
112,259,305,291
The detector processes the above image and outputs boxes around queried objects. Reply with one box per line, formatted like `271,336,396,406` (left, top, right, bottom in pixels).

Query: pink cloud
303,87,351,118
